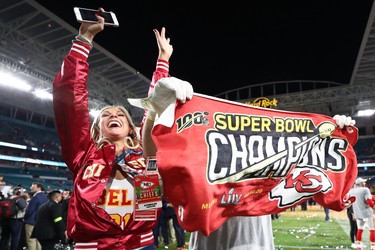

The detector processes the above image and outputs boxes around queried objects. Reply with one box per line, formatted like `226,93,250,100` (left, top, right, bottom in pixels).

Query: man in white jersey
348,177,375,250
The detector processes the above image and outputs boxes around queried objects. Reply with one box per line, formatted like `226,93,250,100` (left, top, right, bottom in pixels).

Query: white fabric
188,215,275,250
154,102,177,128
333,114,356,129
97,177,134,230
128,77,193,115
356,217,374,230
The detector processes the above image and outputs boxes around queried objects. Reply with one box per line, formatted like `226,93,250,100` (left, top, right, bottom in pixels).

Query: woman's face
98,107,131,141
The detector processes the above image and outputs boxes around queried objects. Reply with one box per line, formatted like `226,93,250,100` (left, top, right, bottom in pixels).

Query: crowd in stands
0,118,71,191
355,137,375,163
0,119,61,157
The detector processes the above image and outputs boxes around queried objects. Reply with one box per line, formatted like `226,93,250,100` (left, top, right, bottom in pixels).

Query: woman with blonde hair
52,8,192,249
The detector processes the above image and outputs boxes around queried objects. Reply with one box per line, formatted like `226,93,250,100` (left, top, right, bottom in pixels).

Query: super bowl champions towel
152,93,358,236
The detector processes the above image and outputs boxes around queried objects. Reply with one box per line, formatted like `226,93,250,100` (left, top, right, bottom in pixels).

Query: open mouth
108,120,121,128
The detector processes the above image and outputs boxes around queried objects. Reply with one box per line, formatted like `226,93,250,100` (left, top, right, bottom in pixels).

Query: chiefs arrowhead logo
269,166,332,207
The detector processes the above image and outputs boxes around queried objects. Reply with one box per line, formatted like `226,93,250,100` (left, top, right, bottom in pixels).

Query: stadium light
33,89,53,100
0,141,27,150
89,109,101,119
357,109,375,117
0,71,32,91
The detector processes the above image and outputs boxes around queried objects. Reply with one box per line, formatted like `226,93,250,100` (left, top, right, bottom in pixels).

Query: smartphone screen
80,9,114,23
74,7,119,27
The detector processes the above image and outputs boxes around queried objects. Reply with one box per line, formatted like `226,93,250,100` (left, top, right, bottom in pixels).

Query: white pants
356,217,374,230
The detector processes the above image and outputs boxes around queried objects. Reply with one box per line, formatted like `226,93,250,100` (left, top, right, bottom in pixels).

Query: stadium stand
0,115,72,191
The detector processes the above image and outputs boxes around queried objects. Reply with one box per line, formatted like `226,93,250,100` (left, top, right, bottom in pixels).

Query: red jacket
53,41,169,249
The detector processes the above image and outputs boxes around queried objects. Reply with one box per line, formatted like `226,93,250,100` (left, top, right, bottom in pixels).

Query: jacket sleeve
148,59,170,96
52,41,93,175
139,59,170,132
24,197,38,222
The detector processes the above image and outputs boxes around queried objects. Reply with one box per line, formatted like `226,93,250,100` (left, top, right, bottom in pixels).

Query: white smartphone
73,7,119,27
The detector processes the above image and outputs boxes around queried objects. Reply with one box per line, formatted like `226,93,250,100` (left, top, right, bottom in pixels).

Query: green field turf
273,206,355,249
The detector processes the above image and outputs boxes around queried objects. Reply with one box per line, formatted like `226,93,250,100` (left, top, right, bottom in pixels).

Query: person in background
166,201,186,250
347,204,358,248
23,191,31,205
300,200,308,211
0,189,12,249
0,186,27,250
31,190,66,250
52,8,192,249
24,182,48,250
61,188,70,224
18,191,32,250
61,188,73,247
188,215,274,250
323,207,330,222
11,187,27,250
153,197,170,249
348,177,375,250
271,213,279,220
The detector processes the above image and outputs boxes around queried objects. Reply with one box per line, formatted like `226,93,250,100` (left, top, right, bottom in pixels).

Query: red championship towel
152,93,358,236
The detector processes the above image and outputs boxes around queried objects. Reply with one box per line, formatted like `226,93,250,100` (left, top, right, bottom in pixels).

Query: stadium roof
0,0,150,124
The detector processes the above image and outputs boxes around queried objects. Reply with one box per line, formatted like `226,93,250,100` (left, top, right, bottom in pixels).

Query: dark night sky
36,1,373,96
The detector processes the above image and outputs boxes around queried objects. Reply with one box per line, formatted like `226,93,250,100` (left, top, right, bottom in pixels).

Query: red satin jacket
52,41,169,249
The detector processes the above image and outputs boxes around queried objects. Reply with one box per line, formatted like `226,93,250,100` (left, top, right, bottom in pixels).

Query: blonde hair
90,105,141,149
